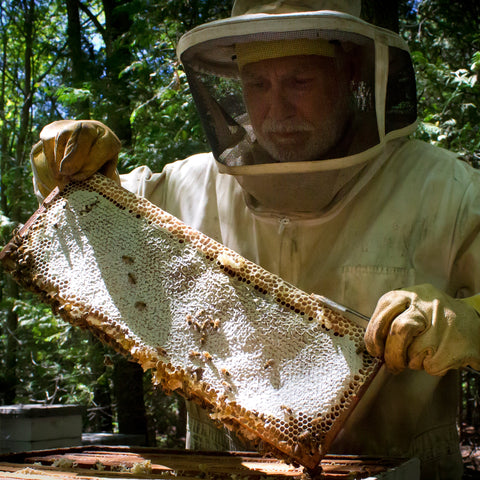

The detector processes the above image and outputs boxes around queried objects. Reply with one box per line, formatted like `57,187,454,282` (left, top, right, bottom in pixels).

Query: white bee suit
120,138,480,479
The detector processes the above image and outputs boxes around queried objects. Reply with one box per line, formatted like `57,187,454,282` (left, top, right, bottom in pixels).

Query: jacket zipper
277,217,299,284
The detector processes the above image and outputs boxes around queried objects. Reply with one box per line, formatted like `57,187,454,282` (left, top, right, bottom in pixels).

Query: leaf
56,86,94,105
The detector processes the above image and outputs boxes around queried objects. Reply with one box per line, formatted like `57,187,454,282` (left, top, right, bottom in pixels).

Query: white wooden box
0,404,83,453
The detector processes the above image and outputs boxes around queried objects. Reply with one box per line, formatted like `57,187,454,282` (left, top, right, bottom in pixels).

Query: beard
255,110,350,163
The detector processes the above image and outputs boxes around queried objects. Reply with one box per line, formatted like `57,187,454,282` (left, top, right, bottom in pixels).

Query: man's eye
247,81,266,89
294,77,314,86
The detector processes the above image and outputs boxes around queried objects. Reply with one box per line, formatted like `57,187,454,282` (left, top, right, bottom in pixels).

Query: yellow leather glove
365,284,480,376
31,120,121,199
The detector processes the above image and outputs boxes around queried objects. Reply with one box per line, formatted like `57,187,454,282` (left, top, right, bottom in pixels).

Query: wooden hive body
0,174,380,470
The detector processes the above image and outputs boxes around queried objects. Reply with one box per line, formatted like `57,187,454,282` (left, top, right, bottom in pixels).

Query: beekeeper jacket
120,138,479,479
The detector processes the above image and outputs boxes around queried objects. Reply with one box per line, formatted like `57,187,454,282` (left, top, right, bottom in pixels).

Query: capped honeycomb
0,174,380,471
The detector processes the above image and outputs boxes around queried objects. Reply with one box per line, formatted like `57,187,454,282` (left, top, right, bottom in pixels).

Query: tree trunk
102,0,133,146
16,0,34,168
0,20,9,216
65,0,90,118
361,0,400,32
1,0,37,404
88,335,114,432
113,356,147,439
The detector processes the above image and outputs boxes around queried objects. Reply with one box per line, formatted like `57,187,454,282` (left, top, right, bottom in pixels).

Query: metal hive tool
0,174,380,471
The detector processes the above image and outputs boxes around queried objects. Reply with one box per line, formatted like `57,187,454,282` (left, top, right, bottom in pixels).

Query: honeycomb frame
0,174,380,470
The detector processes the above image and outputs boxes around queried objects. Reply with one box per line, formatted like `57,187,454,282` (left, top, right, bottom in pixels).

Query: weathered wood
0,446,414,479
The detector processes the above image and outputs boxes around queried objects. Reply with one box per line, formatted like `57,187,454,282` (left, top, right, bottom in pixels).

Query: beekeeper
30,1,480,478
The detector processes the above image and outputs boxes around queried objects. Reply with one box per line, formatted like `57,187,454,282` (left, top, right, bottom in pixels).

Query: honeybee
264,359,275,369
221,368,231,377
356,344,365,355
222,381,232,392
202,351,213,362
311,417,323,427
121,255,135,265
280,405,293,415
79,198,99,214
297,430,313,444
189,350,202,359
156,347,167,357
192,367,204,381
134,301,147,311
127,273,137,285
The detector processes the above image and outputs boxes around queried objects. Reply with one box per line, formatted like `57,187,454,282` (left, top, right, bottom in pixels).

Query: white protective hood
177,0,418,179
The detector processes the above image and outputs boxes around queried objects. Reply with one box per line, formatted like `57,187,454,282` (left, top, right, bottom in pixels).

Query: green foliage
401,1,480,156
143,374,186,448
55,87,95,107
118,1,231,171
127,70,208,172
10,300,91,404
0,294,99,406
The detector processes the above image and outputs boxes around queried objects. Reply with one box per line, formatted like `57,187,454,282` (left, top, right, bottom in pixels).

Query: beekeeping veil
177,0,417,212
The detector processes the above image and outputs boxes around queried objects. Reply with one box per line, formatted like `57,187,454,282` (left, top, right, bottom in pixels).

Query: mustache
261,118,315,134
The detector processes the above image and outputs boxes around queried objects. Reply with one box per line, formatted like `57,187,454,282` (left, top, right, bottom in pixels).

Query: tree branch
76,0,107,45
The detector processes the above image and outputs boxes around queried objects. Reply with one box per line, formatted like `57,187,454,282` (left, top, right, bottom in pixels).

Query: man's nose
267,87,295,120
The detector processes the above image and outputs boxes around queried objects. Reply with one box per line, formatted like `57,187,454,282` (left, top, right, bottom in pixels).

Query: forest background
0,0,479,449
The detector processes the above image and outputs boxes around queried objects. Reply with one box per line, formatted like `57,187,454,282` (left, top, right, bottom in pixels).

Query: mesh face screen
385,46,417,134
185,35,380,168
182,27,416,170
1,175,380,470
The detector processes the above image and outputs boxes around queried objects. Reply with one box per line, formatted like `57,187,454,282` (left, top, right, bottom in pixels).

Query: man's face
240,55,351,163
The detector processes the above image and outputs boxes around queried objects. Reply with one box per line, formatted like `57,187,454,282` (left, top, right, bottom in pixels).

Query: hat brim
177,11,409,77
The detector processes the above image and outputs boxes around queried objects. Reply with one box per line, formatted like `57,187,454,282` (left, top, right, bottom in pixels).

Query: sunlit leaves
0,294,96,406
402,1,480,155
55,86,94,106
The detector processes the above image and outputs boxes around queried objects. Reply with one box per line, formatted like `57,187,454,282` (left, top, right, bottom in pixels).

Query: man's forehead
241,55,333,78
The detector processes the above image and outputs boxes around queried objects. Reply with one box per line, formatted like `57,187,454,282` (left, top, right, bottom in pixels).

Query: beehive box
0,446,420,479
0,405,83,454
0,174,381,471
